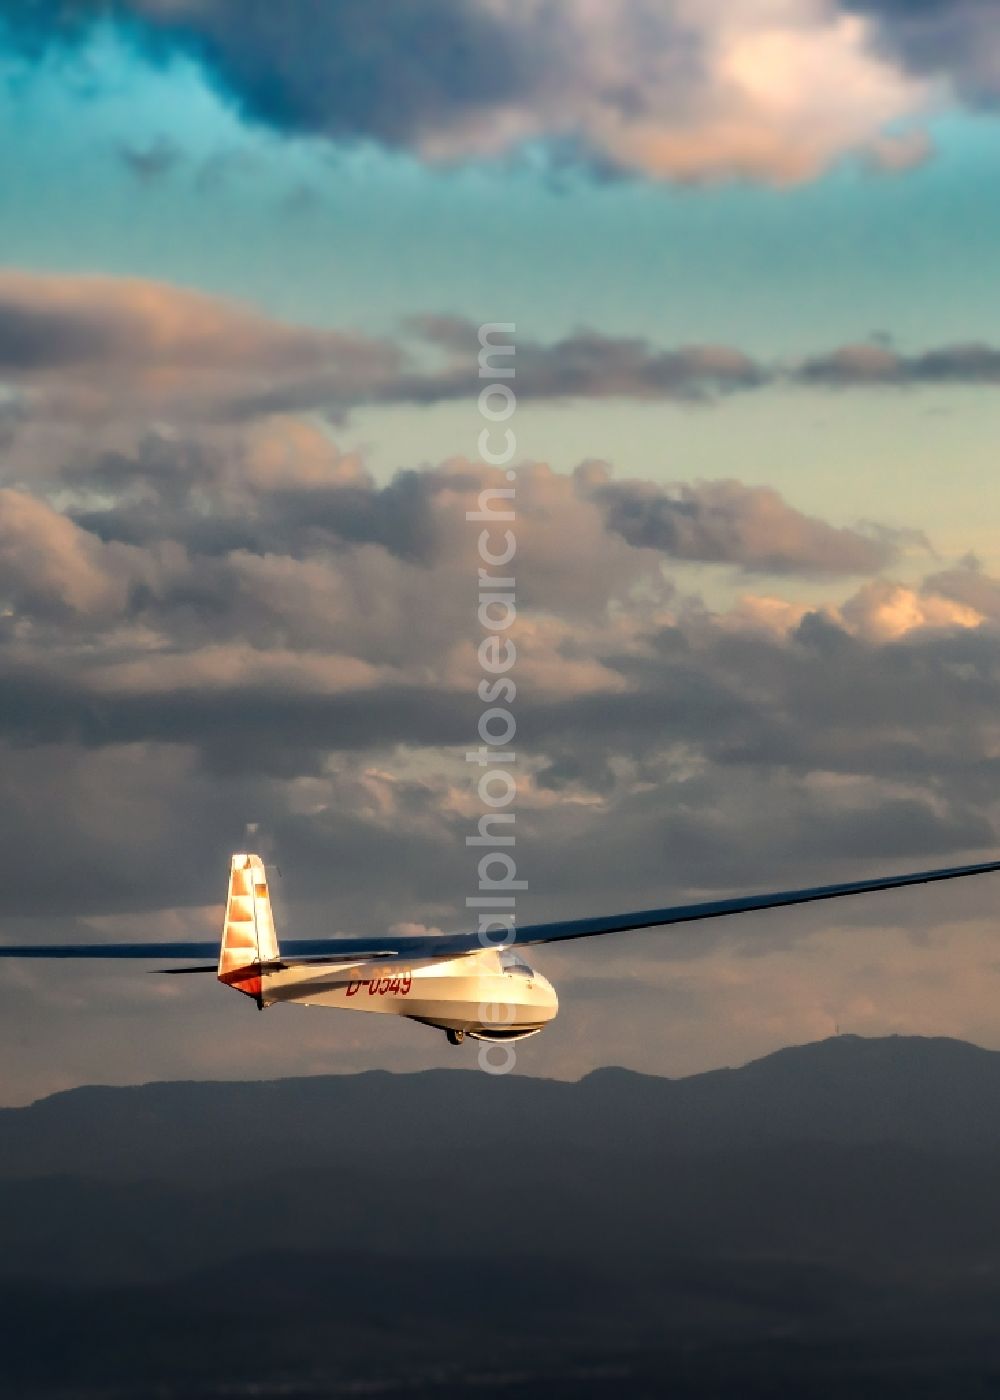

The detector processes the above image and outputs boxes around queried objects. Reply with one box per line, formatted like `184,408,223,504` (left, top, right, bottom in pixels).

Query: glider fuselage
235,947,559,1043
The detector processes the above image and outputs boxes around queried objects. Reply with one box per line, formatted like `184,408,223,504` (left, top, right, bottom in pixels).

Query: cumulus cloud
845,0,1000,108
578,467,911,576
0,414,996,1094
839,579,984,642
726,578,988,645
0,425,949,781
923,556,1000,621
0,488,150,617
0,429,983,788
0,0,937,184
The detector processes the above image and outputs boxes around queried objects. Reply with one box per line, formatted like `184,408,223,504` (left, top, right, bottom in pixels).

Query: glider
1,851,998,1045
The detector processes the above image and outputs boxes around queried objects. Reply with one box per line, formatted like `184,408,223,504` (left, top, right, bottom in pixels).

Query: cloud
0,431,980,789
923,556,1000,621
796,342,1000,387
0,274,768,424
410,316,766,403
0,0,937,184
117,135,182,180
579,468,909,576
0,488,146,616
220,324,770,421
0,431,940,785
839,579,984,642
845,0,1000,107
726,578,987,645
0,416,996,1095
0,269,402,423
10,274,1000,431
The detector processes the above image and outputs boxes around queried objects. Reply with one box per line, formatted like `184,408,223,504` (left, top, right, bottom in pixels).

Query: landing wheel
446,1029,465,1046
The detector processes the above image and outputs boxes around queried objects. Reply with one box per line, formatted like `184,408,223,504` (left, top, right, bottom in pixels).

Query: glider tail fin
218,853,279,1002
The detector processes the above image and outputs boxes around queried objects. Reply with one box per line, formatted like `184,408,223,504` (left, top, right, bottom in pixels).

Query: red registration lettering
349,971,412,997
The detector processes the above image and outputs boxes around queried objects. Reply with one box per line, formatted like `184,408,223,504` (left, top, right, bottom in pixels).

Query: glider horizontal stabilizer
158,952,402,974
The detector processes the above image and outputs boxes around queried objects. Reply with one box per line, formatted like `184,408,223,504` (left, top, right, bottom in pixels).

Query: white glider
1,851,999,1045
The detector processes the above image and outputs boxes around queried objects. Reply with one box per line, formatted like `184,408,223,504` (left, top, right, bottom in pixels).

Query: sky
2,0,1000,1103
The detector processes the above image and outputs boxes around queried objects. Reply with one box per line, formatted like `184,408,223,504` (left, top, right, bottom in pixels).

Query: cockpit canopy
499,948,535,978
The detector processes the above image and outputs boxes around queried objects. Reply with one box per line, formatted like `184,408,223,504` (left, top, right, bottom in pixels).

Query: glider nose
535,969,559,1022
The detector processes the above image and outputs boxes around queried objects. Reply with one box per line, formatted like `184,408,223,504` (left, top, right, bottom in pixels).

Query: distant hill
6,1035,1000,1397
4,1033,1000,1186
